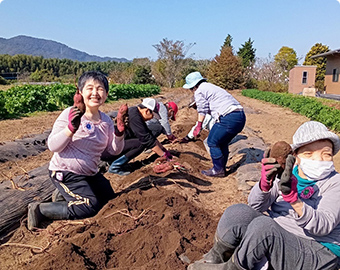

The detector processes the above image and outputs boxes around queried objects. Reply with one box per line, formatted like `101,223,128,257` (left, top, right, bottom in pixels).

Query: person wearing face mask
188,121,340,270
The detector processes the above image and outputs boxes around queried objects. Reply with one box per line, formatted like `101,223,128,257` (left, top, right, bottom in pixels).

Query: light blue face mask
299,158,335,181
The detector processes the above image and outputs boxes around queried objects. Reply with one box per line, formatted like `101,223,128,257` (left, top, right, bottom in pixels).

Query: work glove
167,134,177,142
193,121,203,138
279,154,298,203
163,150,173,161
115,103,128,136
68,106,83,133
260,148,282,192
179,136,193,144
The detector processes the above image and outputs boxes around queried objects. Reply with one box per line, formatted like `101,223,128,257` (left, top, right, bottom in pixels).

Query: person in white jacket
188,121,340,270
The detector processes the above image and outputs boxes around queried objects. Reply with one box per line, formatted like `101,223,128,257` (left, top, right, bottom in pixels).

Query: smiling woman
27,71,127,231
81,79,108,119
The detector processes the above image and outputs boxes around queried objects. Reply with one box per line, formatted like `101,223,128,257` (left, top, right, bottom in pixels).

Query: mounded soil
0,88,339,269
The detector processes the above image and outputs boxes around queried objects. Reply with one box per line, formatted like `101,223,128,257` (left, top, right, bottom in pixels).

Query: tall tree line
0,54,130,77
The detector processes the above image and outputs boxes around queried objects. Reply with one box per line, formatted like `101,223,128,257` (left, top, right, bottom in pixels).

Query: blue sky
1,0,340,62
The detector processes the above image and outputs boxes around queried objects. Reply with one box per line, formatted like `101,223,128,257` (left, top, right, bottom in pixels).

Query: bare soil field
0,88,339,269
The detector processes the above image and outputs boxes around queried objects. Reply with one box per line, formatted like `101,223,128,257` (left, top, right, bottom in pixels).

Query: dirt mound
0,187,217,270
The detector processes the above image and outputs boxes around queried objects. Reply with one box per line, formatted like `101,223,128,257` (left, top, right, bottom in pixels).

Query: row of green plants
242,89,340,132
0,83,160,119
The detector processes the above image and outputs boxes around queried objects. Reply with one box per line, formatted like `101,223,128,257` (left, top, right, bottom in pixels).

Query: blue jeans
217,204,338,270
207,110,246,160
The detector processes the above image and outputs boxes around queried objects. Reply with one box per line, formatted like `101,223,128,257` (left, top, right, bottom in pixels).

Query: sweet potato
270,141,292,169
73,89,85,114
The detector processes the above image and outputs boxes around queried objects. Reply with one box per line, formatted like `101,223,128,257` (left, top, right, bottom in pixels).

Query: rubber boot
201,157,226,177
188,253,240,270
39,201,68,220
51,188,65,202
108,155,131,175
198,233,235,264
27,202,43,230
27,201,68,230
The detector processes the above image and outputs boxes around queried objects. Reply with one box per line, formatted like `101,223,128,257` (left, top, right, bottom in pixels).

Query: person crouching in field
103,98,173,175
183,71,246,177
27,71,126,230
146,100,178,142
188,121,340,270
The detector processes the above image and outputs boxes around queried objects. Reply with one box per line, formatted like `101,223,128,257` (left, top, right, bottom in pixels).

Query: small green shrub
0,83,161,120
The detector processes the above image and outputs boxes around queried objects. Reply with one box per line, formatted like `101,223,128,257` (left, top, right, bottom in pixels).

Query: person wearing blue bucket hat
183,71,246,177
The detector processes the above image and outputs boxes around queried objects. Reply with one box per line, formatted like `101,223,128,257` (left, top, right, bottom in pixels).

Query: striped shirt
48,107,124,176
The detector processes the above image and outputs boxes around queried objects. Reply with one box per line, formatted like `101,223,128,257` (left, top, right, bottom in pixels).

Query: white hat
291,121,340,154
183,71,206,89
141,98,161,119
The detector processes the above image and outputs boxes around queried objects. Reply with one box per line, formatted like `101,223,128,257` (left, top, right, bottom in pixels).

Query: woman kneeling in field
189,121,340,270
28,71,126,230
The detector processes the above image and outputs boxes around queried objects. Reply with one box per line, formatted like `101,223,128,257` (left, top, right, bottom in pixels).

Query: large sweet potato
270,141,292,169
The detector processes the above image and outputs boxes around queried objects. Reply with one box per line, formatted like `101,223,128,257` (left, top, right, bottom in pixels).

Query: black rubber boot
51,188,65,202
108,155,131,175
201,157,226,177
39,201,68,220
199,233,235,264
27,201,68,230
27,202,43,230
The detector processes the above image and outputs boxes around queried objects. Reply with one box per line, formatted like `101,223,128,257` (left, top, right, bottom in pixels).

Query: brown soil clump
1,188,217,270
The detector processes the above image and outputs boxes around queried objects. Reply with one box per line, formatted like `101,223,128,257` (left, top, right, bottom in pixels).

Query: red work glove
167,134,177,142
260,148,282,192
68,106,83,133
163,150,173,161
279,154,298,203
115,104,128,136
193,121,203,138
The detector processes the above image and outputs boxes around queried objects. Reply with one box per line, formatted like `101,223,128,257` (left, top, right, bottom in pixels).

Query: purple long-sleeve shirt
48,107,124,176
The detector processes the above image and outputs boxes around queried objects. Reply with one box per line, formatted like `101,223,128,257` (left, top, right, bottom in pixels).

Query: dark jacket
125,106,157,149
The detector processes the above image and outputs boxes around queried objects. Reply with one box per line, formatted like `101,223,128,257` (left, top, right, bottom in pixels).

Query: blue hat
183,72,206,89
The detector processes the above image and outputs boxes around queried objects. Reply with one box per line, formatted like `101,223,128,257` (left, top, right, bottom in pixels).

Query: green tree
274,46,298,76
303,43,329,90
207,46,244,90
152,38,194,87
237,38,256,68
131,58,154,84
132,65,154,84
222,34,233,49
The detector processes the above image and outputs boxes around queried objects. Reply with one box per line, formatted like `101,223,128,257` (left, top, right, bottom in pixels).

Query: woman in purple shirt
27,71,125,230
183,71,246,177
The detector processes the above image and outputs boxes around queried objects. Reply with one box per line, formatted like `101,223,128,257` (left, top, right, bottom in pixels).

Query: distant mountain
0,35,129,62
